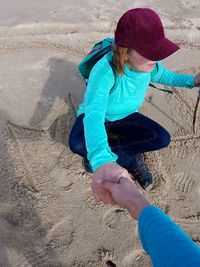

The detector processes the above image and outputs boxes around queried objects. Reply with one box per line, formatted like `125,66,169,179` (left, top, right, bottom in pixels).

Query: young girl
69,8,200,197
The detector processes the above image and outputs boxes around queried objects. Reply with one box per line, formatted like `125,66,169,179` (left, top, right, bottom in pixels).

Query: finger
91,181,100,196
101,185,118,205
109,198,117,205
93,193,101,203
119,176,136,186
102,180,118,191
91,180,118,205
106,191,117,205
98,191,115,205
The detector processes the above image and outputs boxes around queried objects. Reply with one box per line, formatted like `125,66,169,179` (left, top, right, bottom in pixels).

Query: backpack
78,38,173,94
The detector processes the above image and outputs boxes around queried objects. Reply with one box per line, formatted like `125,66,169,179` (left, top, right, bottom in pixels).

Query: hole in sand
106,260,116,267
114,208,124,213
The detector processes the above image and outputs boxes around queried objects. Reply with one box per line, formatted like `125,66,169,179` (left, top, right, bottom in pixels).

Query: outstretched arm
138,206,200,267
150,61,197,89
103,178,200,267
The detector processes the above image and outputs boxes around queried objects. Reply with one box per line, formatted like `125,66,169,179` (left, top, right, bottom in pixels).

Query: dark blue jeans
68,112,170,171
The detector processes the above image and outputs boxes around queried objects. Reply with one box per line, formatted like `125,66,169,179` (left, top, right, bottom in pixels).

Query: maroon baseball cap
115,8,180,61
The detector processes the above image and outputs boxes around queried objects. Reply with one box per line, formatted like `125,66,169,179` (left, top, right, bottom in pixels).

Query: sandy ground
0,1,200,266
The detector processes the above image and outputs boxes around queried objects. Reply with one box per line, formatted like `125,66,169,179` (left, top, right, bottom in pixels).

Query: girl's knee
160,130,171,148
68,135,86,156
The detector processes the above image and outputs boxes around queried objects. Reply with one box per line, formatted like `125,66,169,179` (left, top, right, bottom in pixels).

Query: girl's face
127,49,156,72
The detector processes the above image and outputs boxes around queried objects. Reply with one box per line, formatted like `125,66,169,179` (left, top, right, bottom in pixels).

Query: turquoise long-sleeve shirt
77,51,195,171
138,206,200,267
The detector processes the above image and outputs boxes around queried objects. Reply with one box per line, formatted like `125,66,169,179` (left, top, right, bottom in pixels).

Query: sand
0,1,200,266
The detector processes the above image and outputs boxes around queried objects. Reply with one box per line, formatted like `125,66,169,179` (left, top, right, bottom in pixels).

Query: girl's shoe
82,157,93,174
129,154,153,190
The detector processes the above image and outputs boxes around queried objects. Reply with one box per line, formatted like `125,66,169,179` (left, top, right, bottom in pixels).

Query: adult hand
103,177,150,220
194,72,200,87
91,162,132,205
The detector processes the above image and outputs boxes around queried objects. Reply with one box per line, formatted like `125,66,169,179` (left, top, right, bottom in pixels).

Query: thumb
102,180,118,192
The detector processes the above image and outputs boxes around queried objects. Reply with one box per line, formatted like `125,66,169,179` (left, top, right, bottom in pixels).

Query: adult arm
139,206,200,267
103,178,200,267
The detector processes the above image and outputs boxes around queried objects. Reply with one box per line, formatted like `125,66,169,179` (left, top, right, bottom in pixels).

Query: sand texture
0,1,200,266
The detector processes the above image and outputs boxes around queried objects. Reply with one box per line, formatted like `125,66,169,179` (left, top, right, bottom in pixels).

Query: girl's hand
91,162,132,205
194,72,200,87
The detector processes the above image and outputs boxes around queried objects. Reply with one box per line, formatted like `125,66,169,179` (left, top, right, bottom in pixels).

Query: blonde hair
112,44,129,75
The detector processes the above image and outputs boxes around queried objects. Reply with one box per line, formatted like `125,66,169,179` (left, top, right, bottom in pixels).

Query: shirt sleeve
83,60,118,172
150,61,195,89
138,206,200,267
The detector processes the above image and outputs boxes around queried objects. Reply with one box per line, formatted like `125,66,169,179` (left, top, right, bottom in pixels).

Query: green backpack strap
149,83,173,94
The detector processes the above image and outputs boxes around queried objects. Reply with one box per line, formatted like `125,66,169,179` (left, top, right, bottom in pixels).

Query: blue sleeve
138,206,200,267
83,59,118,171
150,61,195,89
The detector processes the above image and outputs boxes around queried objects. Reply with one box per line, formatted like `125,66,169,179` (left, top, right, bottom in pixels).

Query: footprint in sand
49,166,75,191
46,216,75,249
179,0,200,9
11,250,58,267
174,172,194,194
102,208,126,229
82,188,104,210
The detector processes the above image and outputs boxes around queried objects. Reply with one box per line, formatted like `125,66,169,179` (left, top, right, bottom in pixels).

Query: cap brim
135,37,180,61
